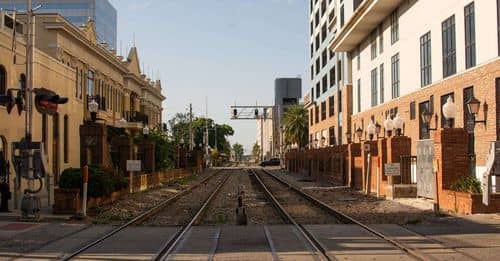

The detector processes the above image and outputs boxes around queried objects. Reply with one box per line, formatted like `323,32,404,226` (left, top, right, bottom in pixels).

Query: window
310,109,314,126
79,69,84,99
329,50,334,60
440,93,455,127
329,67,335,87
310,44,314,58
371,68,378,107
391,9,399,44
311,88,314,102
315,34,320,50
75,70,80,97
380,64,384,103
316,82,320,98
391,53,400,98
329,96,335,116
64,115,69,163
322,75,328,93
329,127,336,146
419,101,431,139
340,5,345,27
315,105,319,123
463,87,474,131
19,74,26,91
42,114,48,152
464,2,476,69
420,31,432,87
311,65,314,80
357,79,361,112
87,70,94,96
322,50,327,68
338,125,342,145
310,21,313,36
315,11,320,26
356,48,360,70
442,15,456,77
338,90,342,113
379,24,384,54
321,0,326,16
337,60,342,81
321,101,326,121
316,58,320,74
370,30,377,60
321,24,327,42
410,102,416,120
0,65,6,94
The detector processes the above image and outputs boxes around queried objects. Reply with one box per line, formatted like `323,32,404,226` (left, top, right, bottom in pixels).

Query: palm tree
283,104,308,148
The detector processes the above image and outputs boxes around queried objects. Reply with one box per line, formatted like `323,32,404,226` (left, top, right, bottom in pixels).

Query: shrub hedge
59,165,127,197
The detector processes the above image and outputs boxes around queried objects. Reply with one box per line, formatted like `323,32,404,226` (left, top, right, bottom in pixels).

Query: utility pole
260,117,264,162
189,103,193,151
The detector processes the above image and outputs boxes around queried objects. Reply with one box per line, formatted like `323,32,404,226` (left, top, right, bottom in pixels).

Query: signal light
0,91,15,114
34,88,68,115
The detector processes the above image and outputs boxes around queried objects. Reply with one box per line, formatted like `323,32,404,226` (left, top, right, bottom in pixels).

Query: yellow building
0,12,165,211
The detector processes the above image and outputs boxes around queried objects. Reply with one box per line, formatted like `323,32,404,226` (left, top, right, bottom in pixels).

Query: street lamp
375,122,382,139
355,126,364,142
367,121,376,141
384,116,393,137
442,96,457,128
421,109,437,132
314,138,319,148
142,125,149,138
393,113,404,136
88,99,99,123
466,95,487,125
320,136,326,147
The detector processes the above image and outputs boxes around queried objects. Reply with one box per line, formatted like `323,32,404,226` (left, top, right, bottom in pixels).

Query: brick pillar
433,128,469,192
79,123,108,168
361,140,378,194
386,136,411,198
376,138,388,196
347,143,361,188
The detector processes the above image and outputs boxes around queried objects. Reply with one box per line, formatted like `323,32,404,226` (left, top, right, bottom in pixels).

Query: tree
232,143,244,162
252,142,260,161
283,104,308,148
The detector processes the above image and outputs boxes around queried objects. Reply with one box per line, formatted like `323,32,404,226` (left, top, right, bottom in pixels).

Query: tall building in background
306,0,351,149
0,0,117,49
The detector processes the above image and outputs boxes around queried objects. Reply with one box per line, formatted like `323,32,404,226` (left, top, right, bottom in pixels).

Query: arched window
0,65,6,94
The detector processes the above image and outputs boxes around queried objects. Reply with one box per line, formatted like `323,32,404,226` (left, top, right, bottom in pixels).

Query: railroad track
252,168,431,261
59,169,229,261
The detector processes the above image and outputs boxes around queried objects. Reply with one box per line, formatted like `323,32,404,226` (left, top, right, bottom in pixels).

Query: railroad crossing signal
230,105,274,120
34,88,68,115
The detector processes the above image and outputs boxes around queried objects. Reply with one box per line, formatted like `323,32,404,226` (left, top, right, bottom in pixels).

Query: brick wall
351,58,500,165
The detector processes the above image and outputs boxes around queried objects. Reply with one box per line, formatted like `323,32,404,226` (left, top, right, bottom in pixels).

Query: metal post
189,103,193,151
82,165,88,217
260,117,264,162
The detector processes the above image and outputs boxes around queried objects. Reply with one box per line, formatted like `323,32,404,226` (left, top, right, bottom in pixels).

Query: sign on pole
384,163,401,176
126,160,142,172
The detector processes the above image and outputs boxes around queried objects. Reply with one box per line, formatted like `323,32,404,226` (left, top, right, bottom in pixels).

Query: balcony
329,0,403,52
124,111,149,125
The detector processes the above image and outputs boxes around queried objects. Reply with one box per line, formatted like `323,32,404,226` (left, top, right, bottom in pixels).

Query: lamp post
421,109,437,133
367,121,376,141
393,113,404,136
384,116,393,137
320,136,326,147
88,99,99,123
466,95,487,177
142,125,149,138
314,138,319,148
442,96,457,128
356,127,364,142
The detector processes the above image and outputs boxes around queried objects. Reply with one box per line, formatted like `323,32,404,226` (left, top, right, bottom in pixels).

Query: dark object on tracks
235,189,247,225
260,158,280,167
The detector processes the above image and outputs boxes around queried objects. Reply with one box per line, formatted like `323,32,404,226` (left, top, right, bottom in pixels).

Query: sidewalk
0,207,72,222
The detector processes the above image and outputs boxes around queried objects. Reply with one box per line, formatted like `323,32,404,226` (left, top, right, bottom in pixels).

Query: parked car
260,158,280,167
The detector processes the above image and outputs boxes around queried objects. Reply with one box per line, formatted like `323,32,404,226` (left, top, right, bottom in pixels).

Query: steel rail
153,172,231,261
260,168,430,261
59,169,223,261
251,169,330,261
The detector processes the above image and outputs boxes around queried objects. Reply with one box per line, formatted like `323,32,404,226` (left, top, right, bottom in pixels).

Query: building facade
307,0,351,149
0,11,163,211
329,0,500,175
0,0,117,49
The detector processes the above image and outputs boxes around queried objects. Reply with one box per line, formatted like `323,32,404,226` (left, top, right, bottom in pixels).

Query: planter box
53,188,81,215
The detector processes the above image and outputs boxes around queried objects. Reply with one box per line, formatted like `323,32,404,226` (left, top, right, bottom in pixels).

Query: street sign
384,163,400,176
126,160,141,172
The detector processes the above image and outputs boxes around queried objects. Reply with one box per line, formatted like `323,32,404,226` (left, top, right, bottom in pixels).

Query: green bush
450,175,482,194
59,165,125,197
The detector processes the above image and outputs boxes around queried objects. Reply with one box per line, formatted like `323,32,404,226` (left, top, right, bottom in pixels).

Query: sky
109,0,309,153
